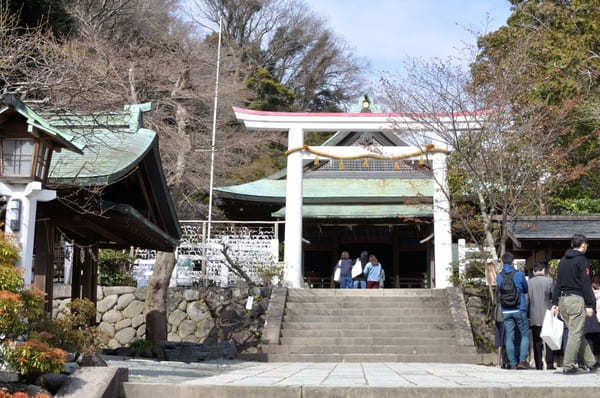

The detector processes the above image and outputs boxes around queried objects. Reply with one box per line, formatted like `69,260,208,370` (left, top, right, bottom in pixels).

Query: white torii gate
232,107,456,289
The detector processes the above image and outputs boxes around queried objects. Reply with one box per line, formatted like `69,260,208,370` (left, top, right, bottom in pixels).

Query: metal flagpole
207,16,222,242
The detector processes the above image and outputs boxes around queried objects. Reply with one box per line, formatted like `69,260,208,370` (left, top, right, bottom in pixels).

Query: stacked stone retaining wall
53,285,270,353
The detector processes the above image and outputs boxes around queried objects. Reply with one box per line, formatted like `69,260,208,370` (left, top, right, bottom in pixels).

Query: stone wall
53,285,270,353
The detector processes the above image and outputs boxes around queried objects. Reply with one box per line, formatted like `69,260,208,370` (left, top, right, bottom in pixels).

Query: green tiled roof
215,178,433,204
45,103,156,185
272,204,433,219
0,95,84,153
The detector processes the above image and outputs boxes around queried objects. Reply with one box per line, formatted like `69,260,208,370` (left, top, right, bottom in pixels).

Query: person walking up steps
363,254,383,289
552,234,600,374
497,252,530,370
528,263,555,370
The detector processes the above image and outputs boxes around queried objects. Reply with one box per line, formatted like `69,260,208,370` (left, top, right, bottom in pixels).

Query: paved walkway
104,356,600,388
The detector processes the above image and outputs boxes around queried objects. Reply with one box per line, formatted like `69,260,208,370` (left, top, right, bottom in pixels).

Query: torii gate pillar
283,126,304,288
432,152,452,288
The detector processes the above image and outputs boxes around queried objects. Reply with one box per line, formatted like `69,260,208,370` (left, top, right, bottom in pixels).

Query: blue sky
303,0,512,74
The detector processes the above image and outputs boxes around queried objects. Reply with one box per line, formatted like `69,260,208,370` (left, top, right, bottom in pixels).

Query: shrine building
215,97,475,289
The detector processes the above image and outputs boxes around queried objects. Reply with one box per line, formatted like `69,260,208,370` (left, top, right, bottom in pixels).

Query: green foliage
474,0,600,207
548,197,600,214
3,339,66,376
0,235,19,266
0,233,45,340
0,265,24,292
98,250,136,286
246,67,295,111
128,339,163,358
33,298,102,355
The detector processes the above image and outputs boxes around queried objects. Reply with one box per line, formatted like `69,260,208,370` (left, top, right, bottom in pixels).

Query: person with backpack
363,254,383,289
551,234,599,374
496,252,530,369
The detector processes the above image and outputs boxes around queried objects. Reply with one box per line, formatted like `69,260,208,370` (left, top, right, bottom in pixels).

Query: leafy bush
0,392,51,398
255,262,284,286
0,233,67,378
98,250,136,286
0,265,24,291
3,339,66,376
33,299,102,355
128,339,163,358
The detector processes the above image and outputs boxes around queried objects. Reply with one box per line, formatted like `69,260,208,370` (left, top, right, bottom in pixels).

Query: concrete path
106,357,600,398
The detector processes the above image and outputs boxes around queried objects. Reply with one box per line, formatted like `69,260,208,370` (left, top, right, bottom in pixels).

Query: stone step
285,298,448,307
284,307,452,316
265,344,474,355
287,288,446,297
279,336,458,346
280,328,456,338
282,314,453,323
123,382,599,398
281,321,455,330
265,353,483,363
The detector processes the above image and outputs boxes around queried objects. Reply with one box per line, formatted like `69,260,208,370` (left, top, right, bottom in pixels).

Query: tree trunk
144,251,176,342
477,191,497,259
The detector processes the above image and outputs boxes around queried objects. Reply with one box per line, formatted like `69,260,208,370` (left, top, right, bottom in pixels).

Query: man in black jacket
552,234,598,374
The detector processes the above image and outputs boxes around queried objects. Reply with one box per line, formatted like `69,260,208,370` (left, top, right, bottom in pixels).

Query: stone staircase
264,288,482,363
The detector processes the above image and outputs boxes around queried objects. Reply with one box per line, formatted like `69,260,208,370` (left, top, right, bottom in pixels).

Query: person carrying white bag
528,263,556,370
551,234,599,374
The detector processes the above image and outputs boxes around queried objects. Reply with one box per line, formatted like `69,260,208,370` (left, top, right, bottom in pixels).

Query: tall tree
188,0,367,111
474,0,600,212
381,38,575,259
1,0,75,37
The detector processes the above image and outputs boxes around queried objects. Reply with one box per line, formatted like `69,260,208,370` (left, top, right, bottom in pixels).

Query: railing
134,220,283,287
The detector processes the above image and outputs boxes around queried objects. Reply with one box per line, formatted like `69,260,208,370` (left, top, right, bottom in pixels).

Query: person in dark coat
334,251,353,289
552,234,599,374
527,263,555,370
352,251,368,289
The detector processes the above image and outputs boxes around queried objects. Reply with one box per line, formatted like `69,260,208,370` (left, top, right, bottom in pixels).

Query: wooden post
71,245,82,301
81,246,94,302
34,220,55,313
392,227,400,288
91,246,98,306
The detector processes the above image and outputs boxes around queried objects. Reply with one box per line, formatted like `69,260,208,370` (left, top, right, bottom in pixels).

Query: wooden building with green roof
0,95,180,309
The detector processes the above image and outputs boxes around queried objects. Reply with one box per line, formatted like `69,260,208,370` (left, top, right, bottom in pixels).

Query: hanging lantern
418,155,425,166
339,160,344,170
363,158,369,168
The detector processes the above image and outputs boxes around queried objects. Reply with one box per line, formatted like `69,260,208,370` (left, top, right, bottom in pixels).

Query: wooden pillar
392,227,400,288
34,220,55,314
81,246,94,302
91,246,98,305
71,245,82,301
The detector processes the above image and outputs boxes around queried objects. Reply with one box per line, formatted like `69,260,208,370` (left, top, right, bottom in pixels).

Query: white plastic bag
333,262,341,282
540,309,564,350
351,259,362,278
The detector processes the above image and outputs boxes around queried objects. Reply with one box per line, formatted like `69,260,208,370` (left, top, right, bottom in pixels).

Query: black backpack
499,270,519,307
